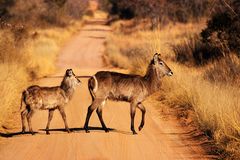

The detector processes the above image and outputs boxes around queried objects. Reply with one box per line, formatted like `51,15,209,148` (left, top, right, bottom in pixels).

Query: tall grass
106,22,205,73
161,63,240,157
105,21,240,159
204,54,240,86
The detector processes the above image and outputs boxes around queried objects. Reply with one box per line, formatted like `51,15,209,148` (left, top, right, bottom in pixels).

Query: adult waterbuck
20,69,81,135
84,53,173,134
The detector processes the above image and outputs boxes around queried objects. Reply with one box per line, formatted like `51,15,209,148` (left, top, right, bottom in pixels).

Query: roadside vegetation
0,0,91,132
103,0,240,159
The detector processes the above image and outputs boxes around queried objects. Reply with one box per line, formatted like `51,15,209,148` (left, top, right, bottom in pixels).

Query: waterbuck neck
144,64,162,94
60,77,76,99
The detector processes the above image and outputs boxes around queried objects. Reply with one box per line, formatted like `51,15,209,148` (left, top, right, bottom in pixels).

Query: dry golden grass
204,54,240,86
105,21,240,159
0,21,83,132
106,21,206,73
26,21,83,77
161,62,240,158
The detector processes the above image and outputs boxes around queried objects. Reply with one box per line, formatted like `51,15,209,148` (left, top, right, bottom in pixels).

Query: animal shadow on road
0,131,38,138
39,126,132,135
0,126,132,138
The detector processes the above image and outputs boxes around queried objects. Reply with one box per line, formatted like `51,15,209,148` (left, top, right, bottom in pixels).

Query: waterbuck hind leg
26,109,35,135
84,100,99,133
96,100,109,132
137,103,146,131
46,109,54,135
58,106,70,133
21,109,28,133
84,106,93,133
130,102,137,135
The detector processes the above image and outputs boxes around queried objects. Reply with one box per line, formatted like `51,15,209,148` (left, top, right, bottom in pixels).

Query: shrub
1,0,87,28
106,0,210,27
65,0,87,19
0,0,14,18
172,0,240,66
172,35,222,65
201,0,240,56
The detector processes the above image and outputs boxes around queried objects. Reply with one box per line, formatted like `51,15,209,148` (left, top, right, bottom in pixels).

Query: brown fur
84,53,173,134
20,69,80,135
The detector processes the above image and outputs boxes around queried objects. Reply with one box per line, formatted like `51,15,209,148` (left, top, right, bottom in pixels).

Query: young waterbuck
84,53,173,134
20,69,81,135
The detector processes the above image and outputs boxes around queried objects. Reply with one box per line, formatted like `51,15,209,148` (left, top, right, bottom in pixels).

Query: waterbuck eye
159,62,163,65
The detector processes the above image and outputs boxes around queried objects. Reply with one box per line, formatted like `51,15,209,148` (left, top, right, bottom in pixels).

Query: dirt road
0,19,214,160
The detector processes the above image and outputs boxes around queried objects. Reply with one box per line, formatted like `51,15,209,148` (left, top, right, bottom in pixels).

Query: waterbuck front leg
130,102,137,135
46,109,54,135
26,109,35,135
21,109,28,133
137,103,146,131
58,106,70,133
84,99,101,133
96,100,109,132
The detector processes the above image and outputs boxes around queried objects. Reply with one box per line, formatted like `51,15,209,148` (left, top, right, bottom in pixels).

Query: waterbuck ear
153,53,159,64
66,69,71,72
72,71,76,76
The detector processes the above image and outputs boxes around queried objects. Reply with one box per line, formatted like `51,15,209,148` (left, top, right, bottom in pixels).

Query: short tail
88,76,98,101
20,90,28,112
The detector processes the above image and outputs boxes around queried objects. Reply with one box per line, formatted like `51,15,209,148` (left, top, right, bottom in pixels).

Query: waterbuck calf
20,69,81,135
84,53,173,134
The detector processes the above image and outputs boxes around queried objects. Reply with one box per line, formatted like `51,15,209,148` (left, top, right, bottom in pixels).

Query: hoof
21,128,26,134
138,126,143,131
31,132,35,135
66,129,71,133
46,131,50,135
132,131,137,135
84,126,90,133
104,128,109,133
